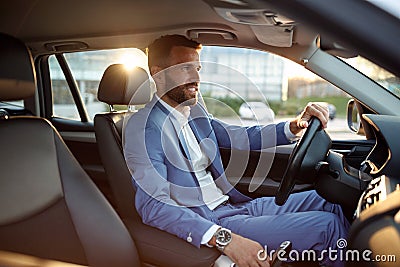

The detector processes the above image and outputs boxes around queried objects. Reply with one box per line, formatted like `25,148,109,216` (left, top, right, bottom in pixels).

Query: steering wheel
275,117,323,206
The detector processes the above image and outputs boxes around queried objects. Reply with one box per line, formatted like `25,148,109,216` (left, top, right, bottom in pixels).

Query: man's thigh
246,190,341,217
219,210,344,253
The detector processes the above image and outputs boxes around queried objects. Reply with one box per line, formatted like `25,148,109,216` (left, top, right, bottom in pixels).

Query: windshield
342,56,400,98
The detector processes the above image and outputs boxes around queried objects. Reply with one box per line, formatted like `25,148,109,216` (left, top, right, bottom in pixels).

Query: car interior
1,0,400,266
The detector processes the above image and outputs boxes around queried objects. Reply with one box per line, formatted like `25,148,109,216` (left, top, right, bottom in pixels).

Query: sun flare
117,49,148,70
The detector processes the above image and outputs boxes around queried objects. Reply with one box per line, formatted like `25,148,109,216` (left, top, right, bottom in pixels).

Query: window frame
37,53,90,122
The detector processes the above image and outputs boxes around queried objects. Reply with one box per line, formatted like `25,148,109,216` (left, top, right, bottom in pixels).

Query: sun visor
251,25,293,47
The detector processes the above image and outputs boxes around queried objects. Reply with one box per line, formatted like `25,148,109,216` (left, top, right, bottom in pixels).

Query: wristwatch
214,227,232,252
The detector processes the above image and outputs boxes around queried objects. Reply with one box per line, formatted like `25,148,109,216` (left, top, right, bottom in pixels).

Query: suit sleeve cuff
201,224,220,247
284,121,301,142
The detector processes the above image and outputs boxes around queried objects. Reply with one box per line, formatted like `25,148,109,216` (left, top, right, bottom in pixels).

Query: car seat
0,33,140,267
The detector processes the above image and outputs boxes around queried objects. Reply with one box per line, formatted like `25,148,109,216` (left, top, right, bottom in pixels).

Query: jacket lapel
154,100,192,162
188,108,228,186
153,98,251,202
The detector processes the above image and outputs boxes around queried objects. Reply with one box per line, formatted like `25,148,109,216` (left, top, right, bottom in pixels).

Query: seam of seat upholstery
104,114,124,151
0,197,64,227
51,130,90,265
112,122,123,151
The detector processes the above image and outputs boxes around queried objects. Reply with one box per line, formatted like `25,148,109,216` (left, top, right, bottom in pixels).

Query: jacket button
187,233,192,243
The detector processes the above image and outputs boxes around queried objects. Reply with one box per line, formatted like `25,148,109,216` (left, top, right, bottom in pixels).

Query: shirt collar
155,94,191,124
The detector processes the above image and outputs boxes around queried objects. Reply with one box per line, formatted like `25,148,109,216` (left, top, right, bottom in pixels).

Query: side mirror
346,99,363,134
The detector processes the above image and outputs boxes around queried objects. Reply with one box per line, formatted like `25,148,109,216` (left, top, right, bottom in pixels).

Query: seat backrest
95,64,154,219
0,33,140,267
94,64,220,267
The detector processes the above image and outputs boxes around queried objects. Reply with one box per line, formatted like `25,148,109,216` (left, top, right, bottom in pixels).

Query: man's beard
165,82,199,106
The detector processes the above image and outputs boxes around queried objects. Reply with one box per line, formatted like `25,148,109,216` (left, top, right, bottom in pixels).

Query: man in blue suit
124,35,349,267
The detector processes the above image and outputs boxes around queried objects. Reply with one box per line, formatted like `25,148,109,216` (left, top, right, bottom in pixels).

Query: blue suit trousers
213,190,350,267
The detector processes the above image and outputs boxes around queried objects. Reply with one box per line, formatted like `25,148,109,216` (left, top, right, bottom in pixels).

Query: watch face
216,229,232,246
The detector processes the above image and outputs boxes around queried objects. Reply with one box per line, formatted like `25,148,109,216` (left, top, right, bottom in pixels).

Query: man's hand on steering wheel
289,102,329,135
275,102,331,206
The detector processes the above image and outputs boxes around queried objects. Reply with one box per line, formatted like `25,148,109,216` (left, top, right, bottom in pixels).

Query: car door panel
220,144,313,198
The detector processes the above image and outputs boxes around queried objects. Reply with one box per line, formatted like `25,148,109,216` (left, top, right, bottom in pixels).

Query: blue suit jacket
123,95,290,247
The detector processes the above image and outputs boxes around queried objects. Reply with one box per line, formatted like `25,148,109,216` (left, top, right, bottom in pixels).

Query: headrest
97,64,154,106
0,33,36,101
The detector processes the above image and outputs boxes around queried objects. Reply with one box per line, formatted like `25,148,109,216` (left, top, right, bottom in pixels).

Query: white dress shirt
157,98,229,210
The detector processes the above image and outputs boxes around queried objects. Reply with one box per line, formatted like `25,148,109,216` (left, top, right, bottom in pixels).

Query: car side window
49,55,80,120
49,49,148,121
200,46,359,140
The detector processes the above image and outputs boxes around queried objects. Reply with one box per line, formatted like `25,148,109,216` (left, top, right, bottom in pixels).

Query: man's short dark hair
147,35,201,69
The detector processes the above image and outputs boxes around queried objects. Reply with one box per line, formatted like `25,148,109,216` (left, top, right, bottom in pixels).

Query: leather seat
0,33,140,267
94,64,220,267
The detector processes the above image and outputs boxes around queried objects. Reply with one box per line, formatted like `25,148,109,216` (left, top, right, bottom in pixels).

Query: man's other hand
289,102,329,135
224,233,270,267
